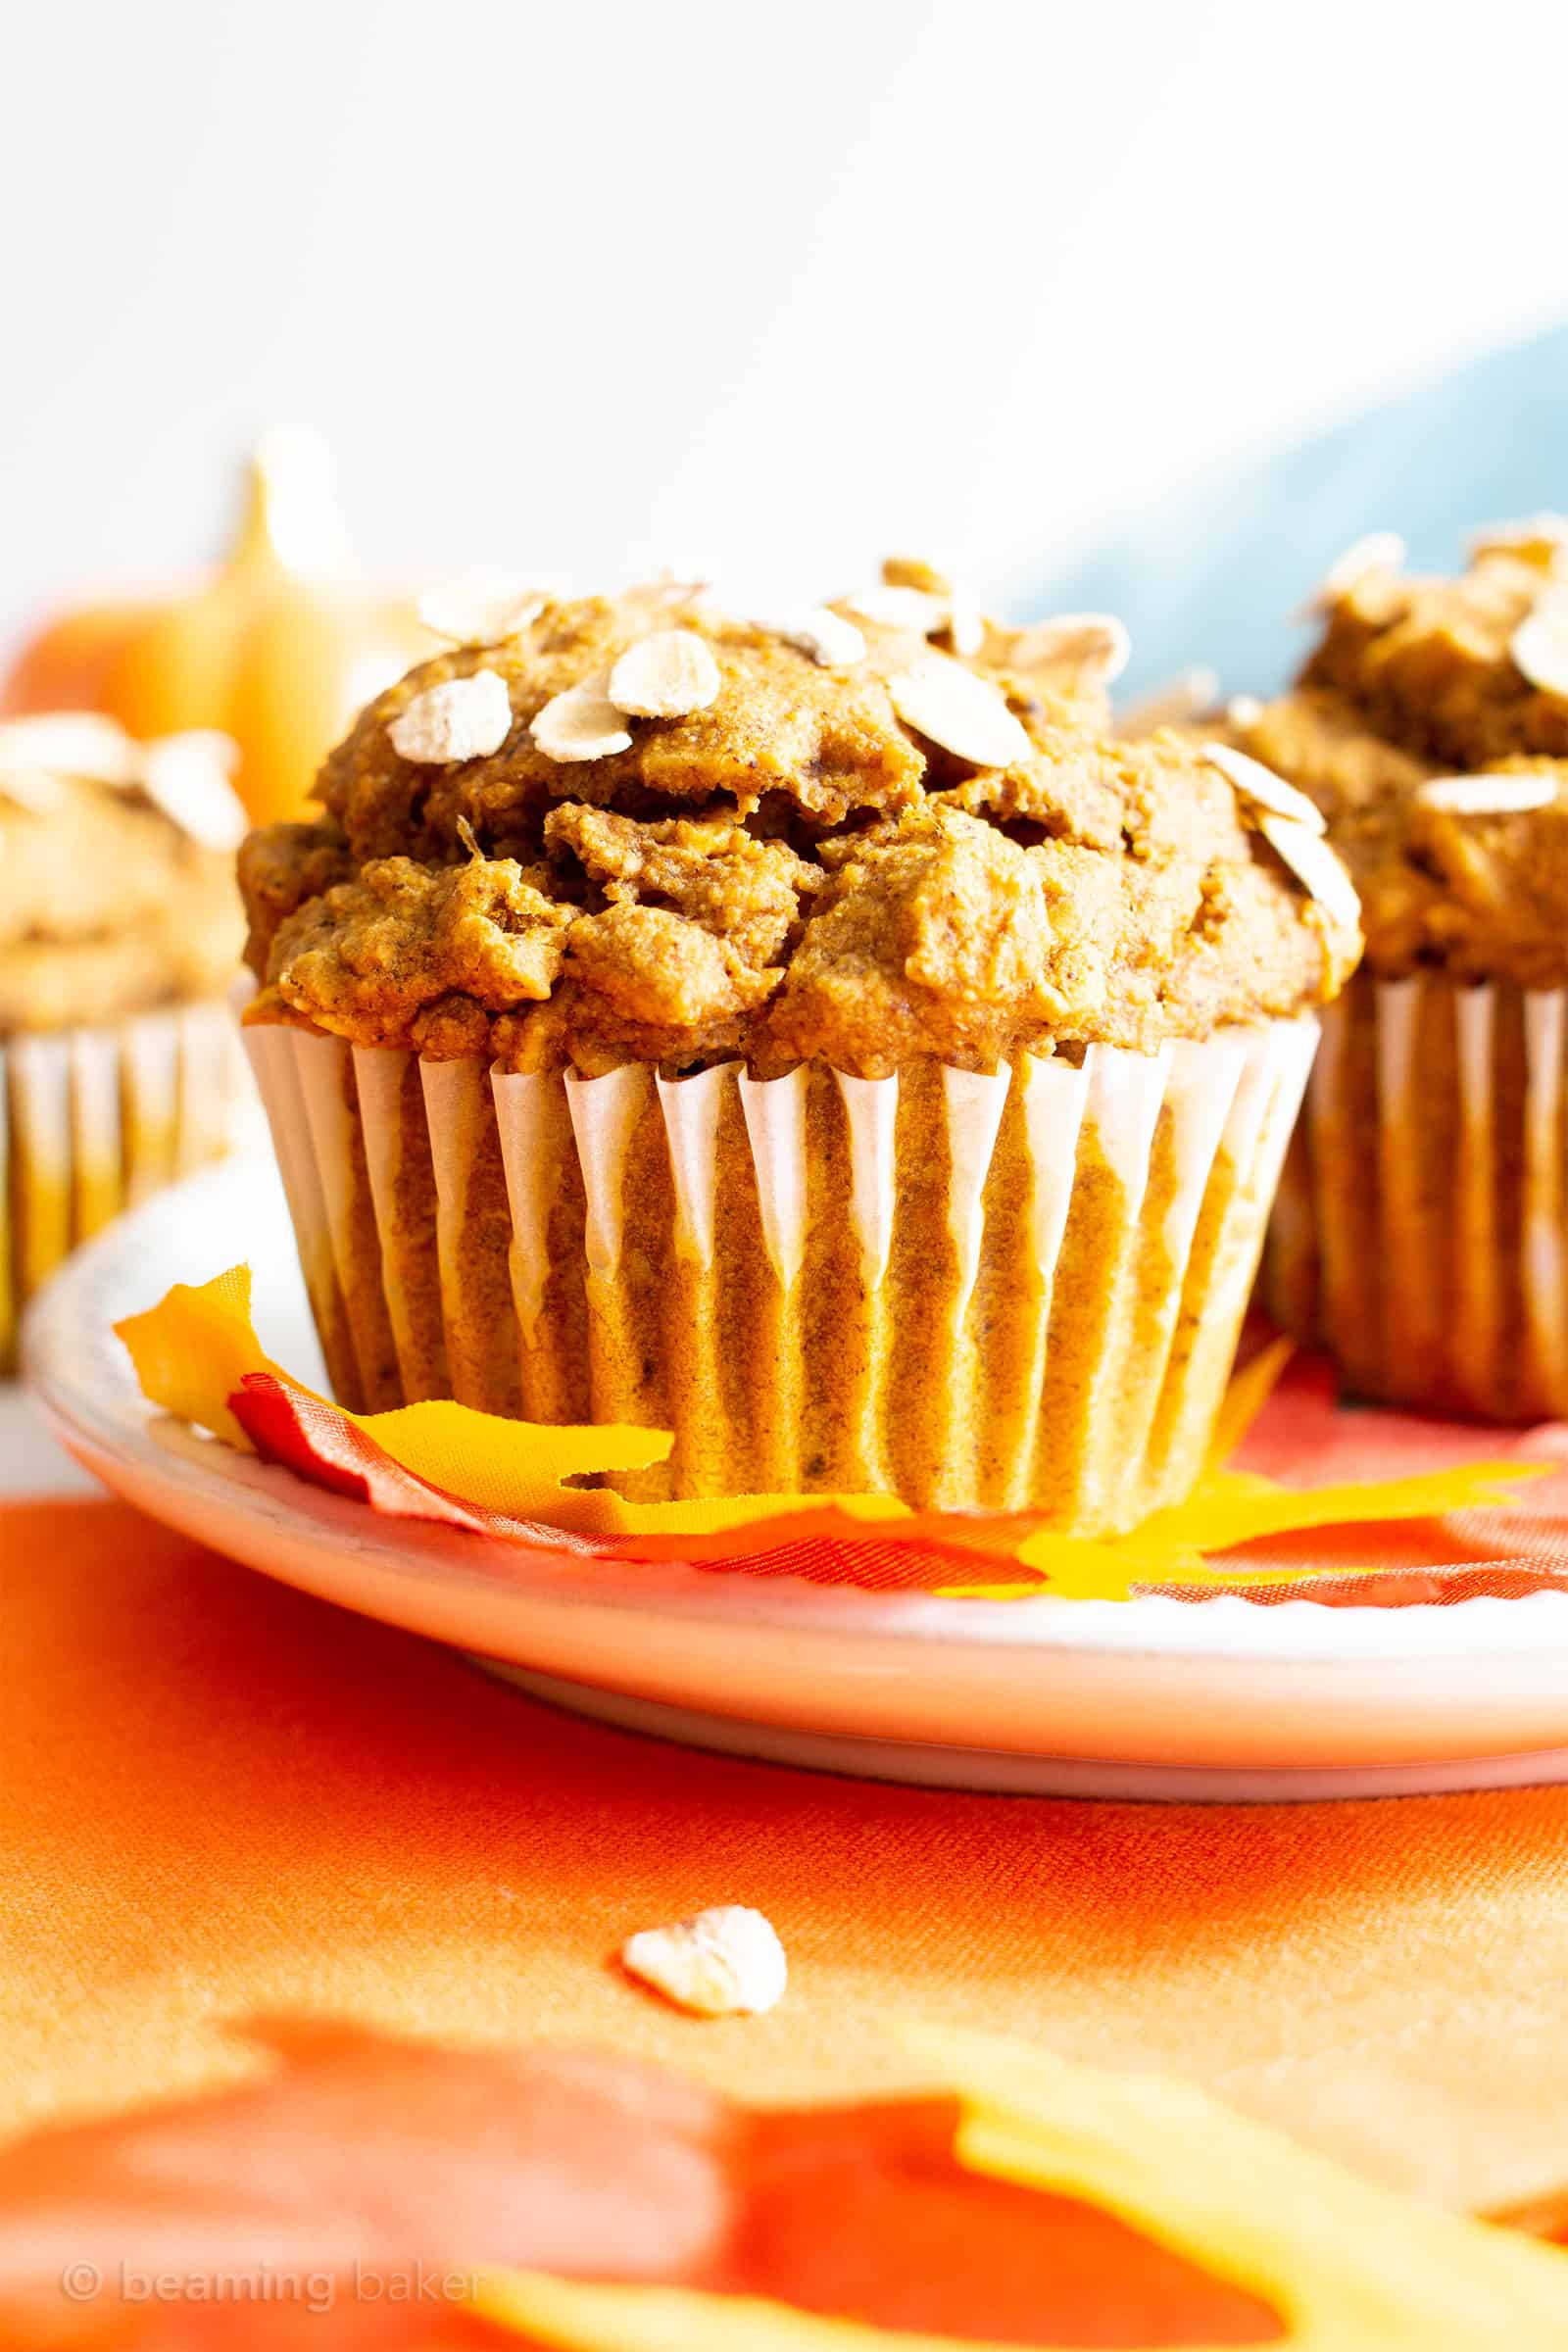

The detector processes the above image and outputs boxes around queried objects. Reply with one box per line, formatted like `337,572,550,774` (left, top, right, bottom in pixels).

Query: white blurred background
4,0,1568,642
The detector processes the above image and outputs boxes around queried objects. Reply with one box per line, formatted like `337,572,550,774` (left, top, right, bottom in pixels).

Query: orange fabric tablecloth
5,1495,1568,2218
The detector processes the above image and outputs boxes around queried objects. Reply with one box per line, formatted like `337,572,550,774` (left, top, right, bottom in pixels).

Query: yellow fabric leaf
346,1403,912,1538
1143,1461,1544,1559
115,1266,286,1450
941,1458,1553,1602
357,1401,672,1519
474,2025,1568,2349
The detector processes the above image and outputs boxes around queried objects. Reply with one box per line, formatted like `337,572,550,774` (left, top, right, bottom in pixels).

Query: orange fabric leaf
0,2020,1303,2350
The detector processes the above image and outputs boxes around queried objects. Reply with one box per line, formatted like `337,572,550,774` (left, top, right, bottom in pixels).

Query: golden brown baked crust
1301,545,1568,769
242,571,1359,1076
237,819,356,975
1226,529,1568,987
0,722,245,1034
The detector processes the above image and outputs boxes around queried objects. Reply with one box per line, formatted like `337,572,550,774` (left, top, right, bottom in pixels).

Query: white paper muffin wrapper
246,1018,1317,1528
1264,972,1568,1420
1,999,253,1369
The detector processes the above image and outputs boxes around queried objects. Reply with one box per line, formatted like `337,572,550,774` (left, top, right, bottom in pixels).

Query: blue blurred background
1033,323,1568,699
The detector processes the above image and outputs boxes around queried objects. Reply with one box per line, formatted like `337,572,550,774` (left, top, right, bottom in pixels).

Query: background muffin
0,714,252,1369
1220,521,1568,1419
239,565,1357,1531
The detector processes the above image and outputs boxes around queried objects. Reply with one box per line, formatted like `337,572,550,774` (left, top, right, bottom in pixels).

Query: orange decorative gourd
0,430,432,827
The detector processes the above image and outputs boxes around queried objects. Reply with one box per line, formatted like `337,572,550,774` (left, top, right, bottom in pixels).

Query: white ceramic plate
24,1154,1568,1801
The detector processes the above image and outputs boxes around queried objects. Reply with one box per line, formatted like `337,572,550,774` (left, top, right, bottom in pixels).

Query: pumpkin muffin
239,564,1358,1531
0,713,251,1368
1218,521,1568,1418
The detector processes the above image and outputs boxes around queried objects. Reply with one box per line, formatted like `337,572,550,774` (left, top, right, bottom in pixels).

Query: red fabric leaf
229,1383,498,1538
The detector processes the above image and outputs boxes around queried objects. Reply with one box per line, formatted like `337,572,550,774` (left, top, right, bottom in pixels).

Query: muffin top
1301,519,1568,768
241,563,1359,1079
1217,521,1568,988
0,714,246,1035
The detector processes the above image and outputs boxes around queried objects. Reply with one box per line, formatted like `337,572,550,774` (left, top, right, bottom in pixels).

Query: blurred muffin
238,563,1357,1532
0,713,250,1368
1222,520,1568,1417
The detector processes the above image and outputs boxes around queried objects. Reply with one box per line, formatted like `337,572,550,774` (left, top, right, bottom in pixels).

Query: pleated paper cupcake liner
2,999,253,1373
1264,968,1568,1421
245,1017,1317,1534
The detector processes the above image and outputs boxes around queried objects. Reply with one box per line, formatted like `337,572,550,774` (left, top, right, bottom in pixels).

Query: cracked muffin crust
1301,530,1568,770
1210,526,1568,990
0,716,245,1034
241,567,1359,1078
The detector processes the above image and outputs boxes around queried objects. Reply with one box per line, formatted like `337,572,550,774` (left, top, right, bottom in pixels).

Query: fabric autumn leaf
484,2014,1568,2344
2,2020,1565,2351
944,1339,1550,1600
0,2023,725,2351
0,2021,1281,2350
118,1269,1553,1599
